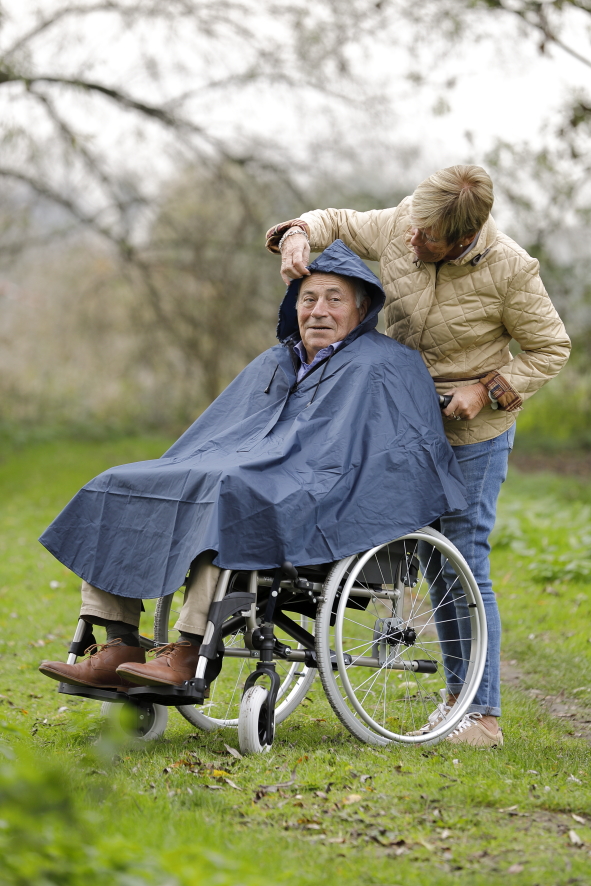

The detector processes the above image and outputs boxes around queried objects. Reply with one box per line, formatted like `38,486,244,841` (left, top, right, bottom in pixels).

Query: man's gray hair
351,278,368,309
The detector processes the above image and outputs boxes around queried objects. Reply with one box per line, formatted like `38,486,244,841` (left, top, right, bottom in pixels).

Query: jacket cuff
480,371,523,412
265,219,311,254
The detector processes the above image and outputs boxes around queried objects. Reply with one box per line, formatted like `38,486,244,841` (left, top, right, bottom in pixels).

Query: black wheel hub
387,626,416,647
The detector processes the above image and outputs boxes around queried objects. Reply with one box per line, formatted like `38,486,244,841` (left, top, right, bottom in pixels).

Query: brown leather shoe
39,640,146,691
117,641,200,687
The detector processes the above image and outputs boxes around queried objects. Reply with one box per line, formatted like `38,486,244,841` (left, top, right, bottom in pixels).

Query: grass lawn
1,437,591,885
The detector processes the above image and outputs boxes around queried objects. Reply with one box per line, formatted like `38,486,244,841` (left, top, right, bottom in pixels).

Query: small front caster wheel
101,700,168,741
238,686,273,755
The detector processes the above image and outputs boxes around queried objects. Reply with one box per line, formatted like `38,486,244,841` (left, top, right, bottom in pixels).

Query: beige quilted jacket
267,197,571,445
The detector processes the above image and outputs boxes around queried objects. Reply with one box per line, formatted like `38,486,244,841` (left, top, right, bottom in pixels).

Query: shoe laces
417,689,451,733
83,638,125,656
427,700,451,726
148,640,192,660
448,712,482,737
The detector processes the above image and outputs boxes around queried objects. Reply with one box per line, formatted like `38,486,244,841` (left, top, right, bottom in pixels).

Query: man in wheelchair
39,241,466,699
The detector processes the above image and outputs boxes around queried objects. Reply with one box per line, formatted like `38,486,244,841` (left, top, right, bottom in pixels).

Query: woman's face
409,226,452,263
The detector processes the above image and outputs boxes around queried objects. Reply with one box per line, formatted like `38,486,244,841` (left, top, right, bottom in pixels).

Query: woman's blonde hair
410,165,494,245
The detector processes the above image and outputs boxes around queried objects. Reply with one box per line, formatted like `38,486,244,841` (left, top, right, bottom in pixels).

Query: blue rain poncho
40,241,466,599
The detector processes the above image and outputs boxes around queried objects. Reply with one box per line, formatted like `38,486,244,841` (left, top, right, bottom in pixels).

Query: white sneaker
445,712,504,748
407,689,452,736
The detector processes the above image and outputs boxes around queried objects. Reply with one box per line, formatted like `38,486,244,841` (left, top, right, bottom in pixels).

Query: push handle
438,394,453,410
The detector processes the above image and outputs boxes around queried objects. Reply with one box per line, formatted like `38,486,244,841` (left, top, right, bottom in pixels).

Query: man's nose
310,299,328,316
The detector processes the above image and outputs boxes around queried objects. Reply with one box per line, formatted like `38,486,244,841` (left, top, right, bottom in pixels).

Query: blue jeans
421,425,515,717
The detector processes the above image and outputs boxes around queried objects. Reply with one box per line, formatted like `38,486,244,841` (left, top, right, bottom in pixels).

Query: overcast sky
2,2,590,226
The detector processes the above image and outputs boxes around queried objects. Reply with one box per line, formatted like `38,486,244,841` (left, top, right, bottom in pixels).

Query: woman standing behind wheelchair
268,165,571,747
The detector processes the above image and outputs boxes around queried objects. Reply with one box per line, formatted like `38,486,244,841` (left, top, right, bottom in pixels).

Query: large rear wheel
315,528,487,745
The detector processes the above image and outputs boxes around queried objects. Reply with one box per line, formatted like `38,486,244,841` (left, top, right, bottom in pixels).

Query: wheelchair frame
58,527,487,752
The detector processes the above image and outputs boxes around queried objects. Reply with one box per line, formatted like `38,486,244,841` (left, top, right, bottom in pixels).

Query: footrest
127,678,207,707
58,682,127,703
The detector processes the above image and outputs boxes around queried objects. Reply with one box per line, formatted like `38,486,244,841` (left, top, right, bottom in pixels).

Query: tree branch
477,0,591,69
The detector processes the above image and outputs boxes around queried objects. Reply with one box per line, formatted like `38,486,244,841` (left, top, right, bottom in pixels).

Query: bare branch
3,1,251,58
27,85,138,218
475,0,591,69
0,165,122,245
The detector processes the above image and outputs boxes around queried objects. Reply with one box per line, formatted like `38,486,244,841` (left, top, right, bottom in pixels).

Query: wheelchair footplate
127,679,208,707
58,682,130,704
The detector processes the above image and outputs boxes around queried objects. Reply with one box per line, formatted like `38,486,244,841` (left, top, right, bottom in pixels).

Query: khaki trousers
79,551,221,636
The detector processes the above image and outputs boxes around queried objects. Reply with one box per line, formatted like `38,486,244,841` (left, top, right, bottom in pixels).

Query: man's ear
359,296,370,321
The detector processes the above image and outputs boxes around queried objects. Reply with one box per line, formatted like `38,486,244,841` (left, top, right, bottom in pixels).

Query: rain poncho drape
40,241,466,599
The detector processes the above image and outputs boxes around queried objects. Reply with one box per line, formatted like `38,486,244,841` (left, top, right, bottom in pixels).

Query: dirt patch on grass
501,660,591,742
511,451,591,477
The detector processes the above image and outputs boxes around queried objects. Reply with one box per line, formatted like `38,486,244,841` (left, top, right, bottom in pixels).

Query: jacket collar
405,214,498,269
446,215,498,268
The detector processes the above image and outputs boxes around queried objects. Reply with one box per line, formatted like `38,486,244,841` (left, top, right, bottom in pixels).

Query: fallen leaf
342,794,362,805
205,784,223,790
258,767,297,793
508,864,524,874
224,743,243,760
567,775,583,785
569,829,584,846
223,778,241,790
212,769,231,778
526,770,539,775
315,791,328,799
499,805,518,813
572,814,586,825
439,829,451,840
359,774,373,784
327,837,346,844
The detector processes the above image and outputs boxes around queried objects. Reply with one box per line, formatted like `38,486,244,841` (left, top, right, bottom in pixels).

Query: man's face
297,273,368,361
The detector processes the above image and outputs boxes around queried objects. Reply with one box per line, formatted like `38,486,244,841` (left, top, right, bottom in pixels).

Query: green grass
1,438,591,885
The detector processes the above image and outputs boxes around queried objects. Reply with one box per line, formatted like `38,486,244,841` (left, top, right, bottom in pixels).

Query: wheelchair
58,526,487,752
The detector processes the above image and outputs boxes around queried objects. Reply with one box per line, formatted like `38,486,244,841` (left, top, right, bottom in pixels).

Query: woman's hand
443,383,489,421
280,231,311,285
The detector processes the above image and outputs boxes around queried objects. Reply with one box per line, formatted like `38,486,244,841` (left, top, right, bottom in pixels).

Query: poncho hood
276,239,384,343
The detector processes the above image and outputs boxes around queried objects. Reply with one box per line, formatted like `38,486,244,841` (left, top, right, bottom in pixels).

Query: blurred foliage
0,160,413,437
0,722,269,886
492,495,591,582
0,726,152,886
514,363,591,452
0,0,390,250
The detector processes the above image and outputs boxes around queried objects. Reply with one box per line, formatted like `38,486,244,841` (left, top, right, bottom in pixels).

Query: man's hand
280,231,311,285
442,383,489,421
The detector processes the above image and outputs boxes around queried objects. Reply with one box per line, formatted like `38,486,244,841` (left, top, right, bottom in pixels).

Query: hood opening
276,239,385,346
